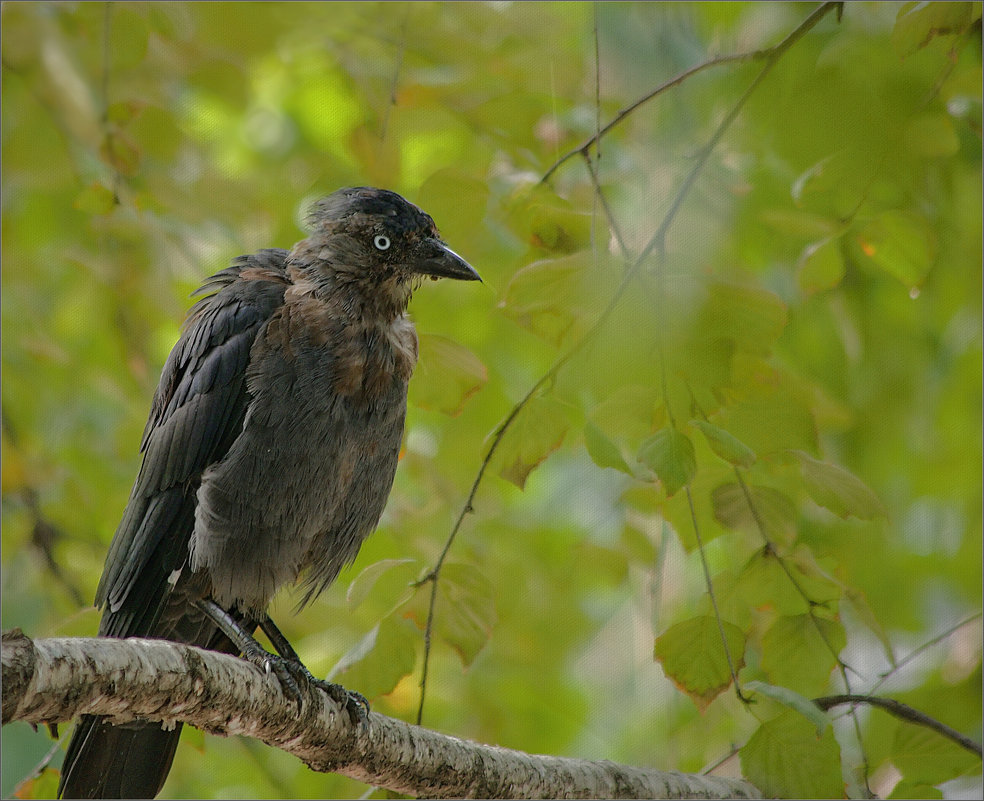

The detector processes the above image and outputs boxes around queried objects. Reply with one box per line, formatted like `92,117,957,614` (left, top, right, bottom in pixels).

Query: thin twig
870,612,983,695
540,2,842,184
814,694,983,758
415,354,573,725
416,0,842,725
9,728,69,798
732,465,873,788
685,484,749,702
660,345,746,701
379,6,409,141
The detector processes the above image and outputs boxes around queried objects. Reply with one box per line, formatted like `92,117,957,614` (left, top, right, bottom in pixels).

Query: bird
58,186,481,799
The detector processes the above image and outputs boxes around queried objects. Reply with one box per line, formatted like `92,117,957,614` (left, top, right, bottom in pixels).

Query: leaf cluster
2,2,981,799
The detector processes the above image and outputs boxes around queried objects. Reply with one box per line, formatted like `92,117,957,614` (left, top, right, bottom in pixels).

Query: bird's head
289,187,480,311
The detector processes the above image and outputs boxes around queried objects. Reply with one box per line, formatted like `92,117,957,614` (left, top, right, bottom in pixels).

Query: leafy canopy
2,2,981,799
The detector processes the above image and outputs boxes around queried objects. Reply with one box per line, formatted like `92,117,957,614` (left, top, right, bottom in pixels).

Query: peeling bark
2,631,761,799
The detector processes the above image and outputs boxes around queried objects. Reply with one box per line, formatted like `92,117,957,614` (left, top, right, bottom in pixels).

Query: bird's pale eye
373,234,391,251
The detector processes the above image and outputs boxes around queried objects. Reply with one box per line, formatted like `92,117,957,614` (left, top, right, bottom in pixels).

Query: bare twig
541,3,842,184
379,6,410,141
870,612,983,695
416,1,841,724
814,694,983,758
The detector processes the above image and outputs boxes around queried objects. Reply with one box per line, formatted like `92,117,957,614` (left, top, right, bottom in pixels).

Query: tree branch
540,2,842,183
814,694,983,759
2,630,761,799
417,0,843,728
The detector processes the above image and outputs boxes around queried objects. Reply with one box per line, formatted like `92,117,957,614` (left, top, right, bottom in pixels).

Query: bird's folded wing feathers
94,251,291,634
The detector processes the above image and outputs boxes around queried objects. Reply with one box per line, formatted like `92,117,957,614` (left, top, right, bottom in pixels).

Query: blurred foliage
2,2,981,799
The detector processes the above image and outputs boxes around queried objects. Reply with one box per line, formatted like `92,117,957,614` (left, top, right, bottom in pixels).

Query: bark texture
2,631,761,799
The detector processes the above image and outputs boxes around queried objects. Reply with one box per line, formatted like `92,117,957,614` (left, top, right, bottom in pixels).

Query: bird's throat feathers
253,266,419,401
284,261,414,324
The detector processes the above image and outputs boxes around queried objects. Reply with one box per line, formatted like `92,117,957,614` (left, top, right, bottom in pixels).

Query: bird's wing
95,249,291,637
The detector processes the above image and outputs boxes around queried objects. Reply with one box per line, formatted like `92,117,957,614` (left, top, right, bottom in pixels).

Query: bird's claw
240,640,368,724
287,662,370,726
240,645,307,709
274,661,369,726
310,678,370,726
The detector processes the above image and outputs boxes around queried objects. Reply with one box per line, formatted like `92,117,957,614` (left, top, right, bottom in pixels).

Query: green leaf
697,282,788,356
855,210,936,288
844,587,896,667
743,680,831,736
888,780,943,800
73,182,117,215
737,549,842,615
892,722,983,785
740,710,844,799
414,334,487,416
328,617,417,700
653,616,745,710
905,113,961,159
10,766,61,800
760,208,843,239
792,450,887,520
106,100,145,127
416,168,491,245
892,2,977,58
711,482,797,545
637,428,696,497
716,379,818,457
499,251,603,345
346,558,417,611
434,562,498,667
497,395,569,489
761,614,846,696
690,420,756,468
583,421,632,474
99,131,141,177
797,238,846,294
589,385,664,444
520,192,600,254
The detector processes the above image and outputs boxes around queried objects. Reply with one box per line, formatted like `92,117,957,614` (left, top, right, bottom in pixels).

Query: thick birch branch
2,630,760,799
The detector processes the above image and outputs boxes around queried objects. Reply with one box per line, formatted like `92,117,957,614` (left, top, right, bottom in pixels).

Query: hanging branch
869,613,983,695
540,3,843,183
415,1,843,724
814,694,982,759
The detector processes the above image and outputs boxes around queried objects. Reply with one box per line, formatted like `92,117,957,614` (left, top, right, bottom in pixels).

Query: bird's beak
414,238,481,281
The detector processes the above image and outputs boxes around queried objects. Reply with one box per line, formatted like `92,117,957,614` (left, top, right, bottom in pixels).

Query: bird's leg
259,614,370,724
195,599,305,708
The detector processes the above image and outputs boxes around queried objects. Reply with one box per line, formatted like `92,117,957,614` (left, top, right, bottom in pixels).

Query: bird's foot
282,659,369,725
243,643,368,724
239,640,308,710
253,612,369,724
308,676,370,726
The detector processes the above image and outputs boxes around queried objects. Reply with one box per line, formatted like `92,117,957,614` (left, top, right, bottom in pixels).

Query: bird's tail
58,717,183,800
58,581,238,799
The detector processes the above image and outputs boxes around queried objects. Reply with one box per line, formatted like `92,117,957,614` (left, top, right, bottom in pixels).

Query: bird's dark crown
306,187,439,240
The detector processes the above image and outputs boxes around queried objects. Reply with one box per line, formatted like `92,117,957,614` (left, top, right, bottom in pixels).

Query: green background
2,3,981,798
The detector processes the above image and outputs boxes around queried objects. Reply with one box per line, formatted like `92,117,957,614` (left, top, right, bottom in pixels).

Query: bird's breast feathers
250,288,418,406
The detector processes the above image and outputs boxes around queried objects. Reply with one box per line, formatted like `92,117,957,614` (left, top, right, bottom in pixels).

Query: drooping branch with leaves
2,2,981,799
